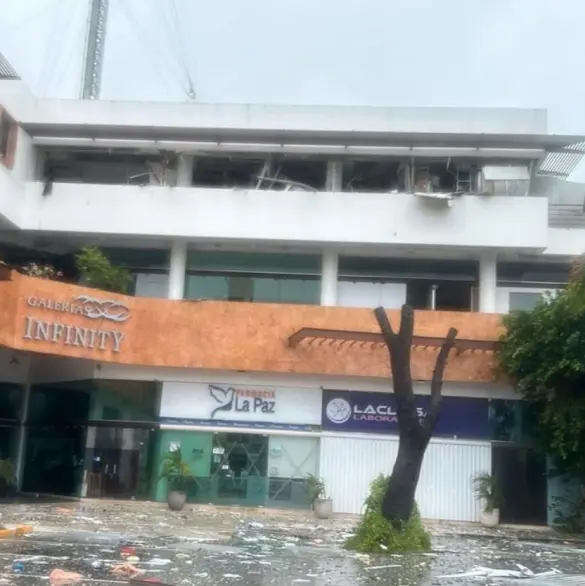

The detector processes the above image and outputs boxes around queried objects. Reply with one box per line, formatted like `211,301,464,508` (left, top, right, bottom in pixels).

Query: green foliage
345,474,431,554
472,472,502,512
552,485,585,533
158,449,195,492
306,474,326,506
75,247,131,294
498,260,585,482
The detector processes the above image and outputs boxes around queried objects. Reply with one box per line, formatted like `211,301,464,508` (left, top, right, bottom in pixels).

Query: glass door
210,433,268,506
84,426,154,499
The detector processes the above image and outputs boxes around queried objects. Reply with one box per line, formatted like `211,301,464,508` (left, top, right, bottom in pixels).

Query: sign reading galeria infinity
161,382,322,430
322,389,489,439
22,295,130,353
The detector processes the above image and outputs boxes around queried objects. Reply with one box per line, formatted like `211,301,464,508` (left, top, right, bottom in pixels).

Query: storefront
155,382,322,508
319,389,492,522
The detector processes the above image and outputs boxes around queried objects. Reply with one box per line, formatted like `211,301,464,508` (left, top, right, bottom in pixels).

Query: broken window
342,160,408,192
256,156,327,191
481,165,530,196
412,161,479,194
41,149,175,185
192,155,266,189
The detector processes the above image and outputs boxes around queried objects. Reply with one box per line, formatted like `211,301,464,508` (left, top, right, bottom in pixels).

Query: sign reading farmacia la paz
23,295,130,353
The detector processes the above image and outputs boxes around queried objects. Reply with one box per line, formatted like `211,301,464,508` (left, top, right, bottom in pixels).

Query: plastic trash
48,569,82,586
12,562,24,573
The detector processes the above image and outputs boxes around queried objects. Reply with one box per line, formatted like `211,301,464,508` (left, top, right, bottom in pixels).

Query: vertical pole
80,0,109,100
15,383,31,491
168,241,187,300
479,254,497,313
320,250,339,306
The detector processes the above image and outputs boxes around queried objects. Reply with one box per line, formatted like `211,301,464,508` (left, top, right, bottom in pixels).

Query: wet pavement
1,501,585,585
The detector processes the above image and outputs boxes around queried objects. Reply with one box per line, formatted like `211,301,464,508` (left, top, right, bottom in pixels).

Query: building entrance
210,433,269,506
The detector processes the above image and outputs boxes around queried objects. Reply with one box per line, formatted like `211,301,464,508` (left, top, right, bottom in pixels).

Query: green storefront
155,381,322,508
0,378,321,508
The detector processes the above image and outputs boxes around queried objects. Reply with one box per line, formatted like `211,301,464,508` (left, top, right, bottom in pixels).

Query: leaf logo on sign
209,384,235,419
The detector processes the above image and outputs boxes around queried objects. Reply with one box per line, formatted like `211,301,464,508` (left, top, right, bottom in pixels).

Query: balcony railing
548,203,585,228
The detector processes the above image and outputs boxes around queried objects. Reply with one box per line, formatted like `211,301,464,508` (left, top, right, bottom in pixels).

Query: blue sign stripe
160,417,320,433
322,389,489,439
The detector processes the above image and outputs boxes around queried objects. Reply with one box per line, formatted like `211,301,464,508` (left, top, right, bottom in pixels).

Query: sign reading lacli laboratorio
22,295,130,353
160,382,322,429
322,389,490,439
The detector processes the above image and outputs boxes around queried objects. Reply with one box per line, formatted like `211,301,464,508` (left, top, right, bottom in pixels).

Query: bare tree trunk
374,305,457,526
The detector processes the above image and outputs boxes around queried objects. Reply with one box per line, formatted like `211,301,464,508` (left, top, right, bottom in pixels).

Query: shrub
75,247,131,294
345,474,431,554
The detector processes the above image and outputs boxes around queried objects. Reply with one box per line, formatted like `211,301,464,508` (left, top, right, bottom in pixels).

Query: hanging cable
117,0,184,99
37,0,76,97
167,0,196,99
48,0,88,97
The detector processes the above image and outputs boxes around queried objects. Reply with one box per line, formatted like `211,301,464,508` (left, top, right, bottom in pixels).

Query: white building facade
0,52,583,523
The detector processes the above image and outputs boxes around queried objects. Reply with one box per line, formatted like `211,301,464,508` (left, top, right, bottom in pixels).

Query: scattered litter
127,556,140,563
248,522,264,529
121,546,137,558
147,559,172,567
11,562,24,573
436,565,563,580
222,574,241,579
364,564,401,570
48,569,82,586
111,564,143,579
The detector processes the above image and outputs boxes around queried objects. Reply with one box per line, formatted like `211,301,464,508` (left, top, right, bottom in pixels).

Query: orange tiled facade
0,271,502,382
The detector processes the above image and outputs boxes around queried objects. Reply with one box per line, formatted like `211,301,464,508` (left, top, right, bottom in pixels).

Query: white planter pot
314,498,333,519
480,508,500,527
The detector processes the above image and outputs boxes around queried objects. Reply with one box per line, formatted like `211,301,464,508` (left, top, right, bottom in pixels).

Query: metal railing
548,203,585,228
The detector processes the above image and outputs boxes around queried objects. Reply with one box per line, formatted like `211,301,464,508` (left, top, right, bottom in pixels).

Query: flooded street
0,501,585,585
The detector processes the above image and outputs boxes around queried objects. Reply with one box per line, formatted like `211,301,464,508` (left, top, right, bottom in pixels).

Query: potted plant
307,474,333,519
158,449,195,511
472,472,502,527
0,460,15,499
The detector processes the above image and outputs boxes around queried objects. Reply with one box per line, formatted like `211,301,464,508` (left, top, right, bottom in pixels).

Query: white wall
544,227,585,257
24,184,549,251
337,281,406,309
320,432,490,521
97,365,518,400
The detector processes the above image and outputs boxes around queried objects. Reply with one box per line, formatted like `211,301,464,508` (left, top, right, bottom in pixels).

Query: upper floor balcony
24,182,549,252
21,147,556,251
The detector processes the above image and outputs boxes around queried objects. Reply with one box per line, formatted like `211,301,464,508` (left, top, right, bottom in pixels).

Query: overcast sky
2,0,585,137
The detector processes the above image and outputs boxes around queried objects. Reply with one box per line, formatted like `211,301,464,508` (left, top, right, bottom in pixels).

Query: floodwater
1,502,585,585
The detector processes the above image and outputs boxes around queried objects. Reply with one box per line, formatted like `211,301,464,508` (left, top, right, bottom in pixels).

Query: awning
288,327,499,354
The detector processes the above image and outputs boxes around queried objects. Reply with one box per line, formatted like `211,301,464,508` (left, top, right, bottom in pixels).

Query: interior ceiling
24,125,585,151
0,230,566,263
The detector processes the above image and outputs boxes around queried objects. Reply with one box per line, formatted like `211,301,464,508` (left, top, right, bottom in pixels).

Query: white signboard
161,382,322,426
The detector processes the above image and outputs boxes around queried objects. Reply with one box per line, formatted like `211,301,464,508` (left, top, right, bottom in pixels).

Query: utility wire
167,0,196,99
37,0,74,96
117,0,184,99
48,0,87,97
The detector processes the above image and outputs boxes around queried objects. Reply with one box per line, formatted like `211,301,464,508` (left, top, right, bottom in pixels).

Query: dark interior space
492,444,548,525
342,160,406,192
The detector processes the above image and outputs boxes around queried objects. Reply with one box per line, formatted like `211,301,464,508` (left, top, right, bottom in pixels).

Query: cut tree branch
374,306,395,345
424,326,458,433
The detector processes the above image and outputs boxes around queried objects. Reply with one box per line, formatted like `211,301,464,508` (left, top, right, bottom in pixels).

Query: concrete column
15,383,30,491
176,155,194,187
326,161,343,192
168,241,187,300
478,254,497,313
320,250,339,306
